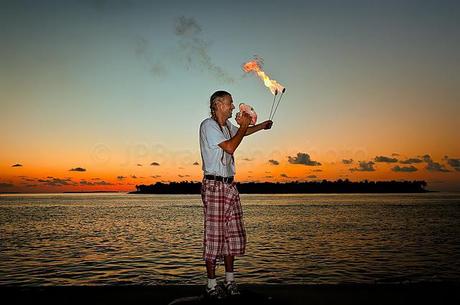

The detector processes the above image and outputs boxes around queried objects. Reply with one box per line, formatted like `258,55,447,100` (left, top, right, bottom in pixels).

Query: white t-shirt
199,117,239,177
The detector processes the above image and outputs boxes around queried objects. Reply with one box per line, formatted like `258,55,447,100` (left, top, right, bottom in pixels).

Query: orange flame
242,57,284,95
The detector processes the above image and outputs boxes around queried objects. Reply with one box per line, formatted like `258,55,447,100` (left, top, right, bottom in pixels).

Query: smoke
135,37,168,79
174,16,234,83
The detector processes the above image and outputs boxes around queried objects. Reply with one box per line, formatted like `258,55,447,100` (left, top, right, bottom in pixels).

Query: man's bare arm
245,120,273,136
218,125,249,155
218,113,251,155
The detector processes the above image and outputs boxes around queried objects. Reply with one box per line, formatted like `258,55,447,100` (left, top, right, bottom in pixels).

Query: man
199,90,273,299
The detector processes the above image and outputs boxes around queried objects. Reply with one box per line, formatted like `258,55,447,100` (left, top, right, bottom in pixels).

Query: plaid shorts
201,178,246,262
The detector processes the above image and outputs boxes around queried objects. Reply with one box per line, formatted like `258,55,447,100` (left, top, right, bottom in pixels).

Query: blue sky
1,0,459,191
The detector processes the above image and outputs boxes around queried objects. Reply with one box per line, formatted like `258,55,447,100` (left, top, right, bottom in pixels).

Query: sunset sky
1,0,459,192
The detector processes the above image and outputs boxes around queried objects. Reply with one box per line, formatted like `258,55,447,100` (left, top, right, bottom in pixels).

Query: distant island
130,179,429,194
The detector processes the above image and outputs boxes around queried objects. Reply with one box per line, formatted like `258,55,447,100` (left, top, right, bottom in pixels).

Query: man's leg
224,255,236,284
224,255,234,273
206,259,216,279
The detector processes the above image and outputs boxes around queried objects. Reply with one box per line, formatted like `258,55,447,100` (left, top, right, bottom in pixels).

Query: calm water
1,193,460,285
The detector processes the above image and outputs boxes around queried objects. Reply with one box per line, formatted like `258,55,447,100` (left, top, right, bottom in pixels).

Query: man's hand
261,120,273,130
236,112,251,127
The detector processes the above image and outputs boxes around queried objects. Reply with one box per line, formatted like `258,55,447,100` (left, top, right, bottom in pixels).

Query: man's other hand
236,112,251,127
262,120,273,130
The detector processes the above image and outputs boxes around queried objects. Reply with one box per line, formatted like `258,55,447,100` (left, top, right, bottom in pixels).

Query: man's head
210,90,235,121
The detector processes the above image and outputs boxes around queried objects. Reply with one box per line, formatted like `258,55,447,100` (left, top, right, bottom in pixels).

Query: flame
242,56,284,95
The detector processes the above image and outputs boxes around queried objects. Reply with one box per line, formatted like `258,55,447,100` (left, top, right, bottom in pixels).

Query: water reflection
1,193,459,285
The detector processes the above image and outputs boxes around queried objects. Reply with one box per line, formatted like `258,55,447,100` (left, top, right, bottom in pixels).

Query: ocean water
1,192,459,285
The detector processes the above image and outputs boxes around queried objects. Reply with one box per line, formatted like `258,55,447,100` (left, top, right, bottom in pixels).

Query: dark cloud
307,175,317,178
69,167,86,172
95,181,113,186
312,169,322,172
392,165,418,172
174,16,234,83
117,176,126,180
421,154,432,163
0,182,14,187
242,158,253,161
151,162,160,166
426,162,450,172
12,163,23,167
342,159,353,164
374,156,398,163
80,180,113,186
421,154,450,172
350,161,376,172
392,153,400,156
131,175,137,179
150,175,161,178
400,158,423,164
137,164,142,166
444,156,460,171
38,177,75,186
280,173,289,178
268,159,279,165
178,174,191,178
193,161,199,165
288,153,321,166
91,178,101,180
265,175,273,178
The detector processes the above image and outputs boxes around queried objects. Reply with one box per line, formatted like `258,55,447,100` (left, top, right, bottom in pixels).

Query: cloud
400,158,423,164
421,154,432,162
79,180,94,186
374,156,398,163
307,175,317,178
38,177,75,186
0,182,14,187
280,173,289,178
350,161,376,172
392,165,418,172
392,153,400,156
421,154,450,172
151,162,160,166
268,159,279,165
193,161,199,165
150,175,161,178
117,176,126,180
426,162,450,172
174,16,234,83
342,159,353,164
288,153,321,166
137,164,142,166
242,158,253,161
69,167,86,172
80,180,114,186
444,156,460,171
312,169,323,172
12,163,23,167
95,181,113,186
131,175,137,179
265,175,273,178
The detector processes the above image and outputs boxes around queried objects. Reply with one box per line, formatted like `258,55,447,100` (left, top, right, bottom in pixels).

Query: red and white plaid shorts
201,178,246,262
